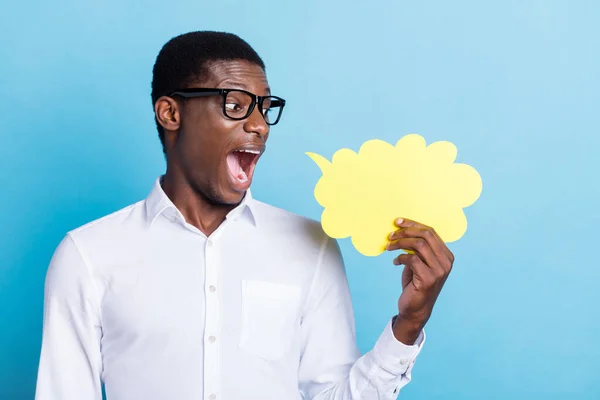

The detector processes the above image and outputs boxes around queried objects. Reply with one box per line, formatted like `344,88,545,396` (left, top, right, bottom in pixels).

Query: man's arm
298,236,425,399
35,234,103,400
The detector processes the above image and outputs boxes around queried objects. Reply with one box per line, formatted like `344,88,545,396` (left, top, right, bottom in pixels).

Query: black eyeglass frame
169,88,286,126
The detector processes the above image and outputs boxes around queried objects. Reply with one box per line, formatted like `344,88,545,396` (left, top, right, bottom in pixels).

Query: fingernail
388,232,395,240
395,218,404,225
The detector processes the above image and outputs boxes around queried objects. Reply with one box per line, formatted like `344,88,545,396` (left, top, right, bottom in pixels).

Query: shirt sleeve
35,234,103,400
298,236,425,399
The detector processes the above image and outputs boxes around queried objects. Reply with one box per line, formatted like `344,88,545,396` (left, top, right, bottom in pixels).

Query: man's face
167,60,271,205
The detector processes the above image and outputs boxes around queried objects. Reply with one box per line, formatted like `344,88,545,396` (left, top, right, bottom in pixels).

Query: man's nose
243,105,269,138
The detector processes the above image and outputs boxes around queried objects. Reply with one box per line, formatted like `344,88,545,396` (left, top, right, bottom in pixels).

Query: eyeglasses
169,88,286,126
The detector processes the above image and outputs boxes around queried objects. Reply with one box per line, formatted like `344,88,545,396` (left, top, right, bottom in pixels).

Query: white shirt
35,178,424,400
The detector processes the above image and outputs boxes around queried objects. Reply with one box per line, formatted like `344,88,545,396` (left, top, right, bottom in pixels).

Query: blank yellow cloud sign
306,134,482,257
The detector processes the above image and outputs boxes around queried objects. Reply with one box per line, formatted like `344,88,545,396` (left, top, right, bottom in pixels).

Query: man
35,31,454,400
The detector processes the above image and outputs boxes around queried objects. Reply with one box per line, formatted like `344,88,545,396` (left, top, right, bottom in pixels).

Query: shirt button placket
204,238,220,399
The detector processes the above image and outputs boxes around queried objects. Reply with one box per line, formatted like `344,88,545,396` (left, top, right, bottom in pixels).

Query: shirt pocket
239,280,302,361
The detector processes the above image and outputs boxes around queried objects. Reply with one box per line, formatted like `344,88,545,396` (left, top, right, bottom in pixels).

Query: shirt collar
144,176,258,228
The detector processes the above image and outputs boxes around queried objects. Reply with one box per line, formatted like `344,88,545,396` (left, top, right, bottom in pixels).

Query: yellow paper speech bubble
307,134,482,256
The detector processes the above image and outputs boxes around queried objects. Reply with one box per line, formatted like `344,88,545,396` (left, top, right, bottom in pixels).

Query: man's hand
386,218,454,345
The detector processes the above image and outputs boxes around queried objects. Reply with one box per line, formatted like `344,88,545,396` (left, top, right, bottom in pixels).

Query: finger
394,219,446,250
394,219,447,255
387,237,443,274
394,217,431,230
394,253,435,290
389,235,450,279
393,219,454,267
389,227,453,270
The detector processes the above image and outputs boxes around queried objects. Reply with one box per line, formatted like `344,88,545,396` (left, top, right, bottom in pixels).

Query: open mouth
226,148,262,188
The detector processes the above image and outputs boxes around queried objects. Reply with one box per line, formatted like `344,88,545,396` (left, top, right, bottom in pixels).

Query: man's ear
154,96,181,132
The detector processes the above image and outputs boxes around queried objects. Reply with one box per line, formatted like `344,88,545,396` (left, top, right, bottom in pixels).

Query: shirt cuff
371,317,426,376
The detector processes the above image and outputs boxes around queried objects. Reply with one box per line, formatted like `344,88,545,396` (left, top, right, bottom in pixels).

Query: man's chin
209,184,247,207
224,187,248,205
204,174,252,206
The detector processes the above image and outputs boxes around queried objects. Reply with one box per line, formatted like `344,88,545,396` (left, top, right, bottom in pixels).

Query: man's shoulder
67,200,147,243
250,199,333,250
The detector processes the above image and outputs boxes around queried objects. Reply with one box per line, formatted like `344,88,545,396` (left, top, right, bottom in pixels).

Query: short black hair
151,31,266,152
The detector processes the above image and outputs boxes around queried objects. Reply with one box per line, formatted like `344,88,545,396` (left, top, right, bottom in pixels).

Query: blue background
1,1,599,399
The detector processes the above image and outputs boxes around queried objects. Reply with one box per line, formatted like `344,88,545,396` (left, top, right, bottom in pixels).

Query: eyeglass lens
224,90,283,125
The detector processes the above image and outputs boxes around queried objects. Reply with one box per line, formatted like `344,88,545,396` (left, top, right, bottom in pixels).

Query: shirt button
209,285,217,293
399,358,409,365
207,240,213,248
208,335,216,343
208,394,217,400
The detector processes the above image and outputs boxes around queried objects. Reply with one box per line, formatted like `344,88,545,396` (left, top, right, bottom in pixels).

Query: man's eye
225,103,242,111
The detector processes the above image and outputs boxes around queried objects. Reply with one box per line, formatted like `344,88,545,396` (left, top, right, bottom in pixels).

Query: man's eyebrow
219,81,271,95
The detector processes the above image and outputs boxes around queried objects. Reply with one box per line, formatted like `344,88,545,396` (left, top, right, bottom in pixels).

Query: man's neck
161,170,236,237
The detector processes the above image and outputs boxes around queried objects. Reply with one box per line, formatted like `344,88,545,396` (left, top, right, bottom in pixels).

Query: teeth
238,149,260,155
